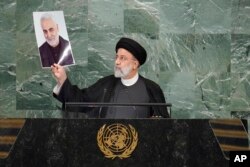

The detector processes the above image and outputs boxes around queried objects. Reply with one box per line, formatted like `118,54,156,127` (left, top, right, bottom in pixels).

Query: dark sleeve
54,79,84,103
53,79,93,116
53,76,112,111
144,79,170,118
153,85,170,118
54,78,104,103
53,76,116,118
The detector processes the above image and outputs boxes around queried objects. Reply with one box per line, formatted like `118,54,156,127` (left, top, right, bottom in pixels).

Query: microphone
98,88,107,118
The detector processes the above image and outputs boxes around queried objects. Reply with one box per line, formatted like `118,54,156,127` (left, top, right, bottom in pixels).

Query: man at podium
51,37,169,118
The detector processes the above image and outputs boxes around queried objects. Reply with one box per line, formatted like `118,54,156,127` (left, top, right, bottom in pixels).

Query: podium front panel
1,119,229,167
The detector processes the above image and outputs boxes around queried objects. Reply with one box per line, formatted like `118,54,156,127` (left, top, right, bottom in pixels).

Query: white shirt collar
121,73,139,86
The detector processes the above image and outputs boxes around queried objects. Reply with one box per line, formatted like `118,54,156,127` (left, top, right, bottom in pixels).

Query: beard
114,64,132,78
46,34,60,47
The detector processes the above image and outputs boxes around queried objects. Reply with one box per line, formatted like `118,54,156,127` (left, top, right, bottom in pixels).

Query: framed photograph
33,11,75,68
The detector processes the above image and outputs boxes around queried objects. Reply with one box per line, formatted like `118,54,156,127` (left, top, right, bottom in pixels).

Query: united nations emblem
97,123,138,159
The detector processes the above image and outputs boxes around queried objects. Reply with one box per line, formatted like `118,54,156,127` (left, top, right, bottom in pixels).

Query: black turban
115,37,147,66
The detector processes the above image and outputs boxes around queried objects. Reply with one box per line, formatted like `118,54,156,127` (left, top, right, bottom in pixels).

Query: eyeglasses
115,55,136,62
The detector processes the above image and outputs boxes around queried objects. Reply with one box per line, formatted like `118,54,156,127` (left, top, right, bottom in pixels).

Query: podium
64,102,172,118
0,119,235,167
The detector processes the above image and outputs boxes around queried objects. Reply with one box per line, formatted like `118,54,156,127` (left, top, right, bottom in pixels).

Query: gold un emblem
97,123,138,159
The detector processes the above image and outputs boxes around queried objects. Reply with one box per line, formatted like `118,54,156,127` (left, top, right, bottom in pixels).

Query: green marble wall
0,0,250,118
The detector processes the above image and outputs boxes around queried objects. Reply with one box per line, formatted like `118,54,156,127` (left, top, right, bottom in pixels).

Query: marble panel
0,33,16,117
69,32,88,66
15,32,53,110
160,0,195,33
16,0,41,33
158,34,195,72
160,0,231,34
231,34,250,73
194,72,231,118
0,71,16,117
231,0,250,34
157,33,230,73
158,72,231,118
124,9,159,39
87,0,123,83
0,0,16,32
88,0,123,34
53,0,88,33
159,72,207,118
193,34,230,73
15,0,87,33
87,39,118,78
195,0,231,33
231,73,250,111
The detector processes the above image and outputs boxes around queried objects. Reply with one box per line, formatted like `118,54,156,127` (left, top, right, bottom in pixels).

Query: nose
115,58,120,65
46,31,53,39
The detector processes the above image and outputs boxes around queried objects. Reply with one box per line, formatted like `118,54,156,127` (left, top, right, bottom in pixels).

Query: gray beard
114,65,132,78
47,35,60,47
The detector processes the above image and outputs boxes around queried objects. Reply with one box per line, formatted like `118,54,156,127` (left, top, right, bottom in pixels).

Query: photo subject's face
41,18,60,47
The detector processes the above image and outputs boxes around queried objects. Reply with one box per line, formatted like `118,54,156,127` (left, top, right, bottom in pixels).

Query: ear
133,60,139,69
